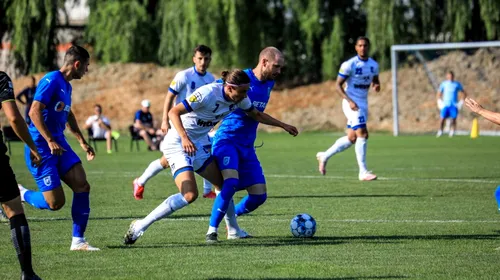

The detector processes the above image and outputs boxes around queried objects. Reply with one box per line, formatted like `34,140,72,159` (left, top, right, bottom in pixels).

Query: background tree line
2,0,499,86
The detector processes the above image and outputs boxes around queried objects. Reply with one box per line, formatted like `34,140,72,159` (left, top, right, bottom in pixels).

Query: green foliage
445,0,473,41
480,0,500,39
321,14,344,80
86,0,157,63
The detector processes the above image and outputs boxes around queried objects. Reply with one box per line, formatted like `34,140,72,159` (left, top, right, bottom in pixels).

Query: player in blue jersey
436,70,467,137
206,47,299,242
19,45,99,251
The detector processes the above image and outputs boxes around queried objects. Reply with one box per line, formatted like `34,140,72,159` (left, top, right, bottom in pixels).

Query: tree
479,0,500,40
322,14,344,80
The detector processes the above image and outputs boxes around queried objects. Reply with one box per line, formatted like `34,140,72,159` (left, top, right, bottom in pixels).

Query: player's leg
1,156,39,279
133,155,169,200
437,107,449,137
201,144,216,198
353,112,376,181
139,129,155,150
316,99,356,175
104,130,112,153
449,106,458,137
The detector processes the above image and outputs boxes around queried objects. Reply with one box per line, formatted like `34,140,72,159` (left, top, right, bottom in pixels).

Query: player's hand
181,136,197,156
48,140,66,156
465,97,483,114
372,84,380,92
148,128,156,135
81,142,95,161
161,120,170,134
282,124,299,136
29,150,42,167
348,100,359,111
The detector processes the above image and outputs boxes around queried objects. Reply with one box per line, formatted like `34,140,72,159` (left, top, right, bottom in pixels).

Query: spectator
134,99,162,150
84,104,113,154
16,76,37,122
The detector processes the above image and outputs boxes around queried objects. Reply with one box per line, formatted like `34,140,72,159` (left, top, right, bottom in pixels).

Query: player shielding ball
132,45,216,200
0,72,42,280
316,36,380,181
19,45,99,251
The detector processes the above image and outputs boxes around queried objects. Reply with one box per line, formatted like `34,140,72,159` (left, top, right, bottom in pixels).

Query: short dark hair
64,45,90,65
94,104,102,110
356,36,370,46
193,45,212,56
220,69,250,86
447,70,454,76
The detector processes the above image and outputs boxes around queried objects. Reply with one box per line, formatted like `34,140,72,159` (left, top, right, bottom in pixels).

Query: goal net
390,41,500,136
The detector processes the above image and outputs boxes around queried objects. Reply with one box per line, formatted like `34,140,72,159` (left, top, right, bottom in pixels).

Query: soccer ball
290,213,316,238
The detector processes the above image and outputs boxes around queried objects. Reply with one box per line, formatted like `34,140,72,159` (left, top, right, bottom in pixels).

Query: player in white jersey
316,37,380,181
132,45,217,200
124,69,297,244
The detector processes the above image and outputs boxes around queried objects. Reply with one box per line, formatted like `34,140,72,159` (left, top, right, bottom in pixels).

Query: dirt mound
4,48,500,134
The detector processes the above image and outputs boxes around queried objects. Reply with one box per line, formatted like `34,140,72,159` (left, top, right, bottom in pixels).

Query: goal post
390,41,500,136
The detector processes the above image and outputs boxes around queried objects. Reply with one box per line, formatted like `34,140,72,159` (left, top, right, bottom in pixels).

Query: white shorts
160,130,212,178
342,99,368,130
92,129,108,139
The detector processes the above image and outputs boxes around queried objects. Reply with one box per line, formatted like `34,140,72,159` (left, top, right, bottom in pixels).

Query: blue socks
72,192,90,238
235,193,267,216
24,190,50,210
209,178,238,228
495,186,500,212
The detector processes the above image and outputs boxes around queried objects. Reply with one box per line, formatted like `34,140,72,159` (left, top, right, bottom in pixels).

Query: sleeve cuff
169,87,179,95
182,100,193,112
338,73,348,78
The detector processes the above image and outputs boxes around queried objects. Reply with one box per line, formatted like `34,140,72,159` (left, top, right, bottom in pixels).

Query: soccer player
316,36,380,181
205,47,300,242
19,45,99,251
436,70,467,137
0,72,42,280
132,45,216,200
124,69,297,244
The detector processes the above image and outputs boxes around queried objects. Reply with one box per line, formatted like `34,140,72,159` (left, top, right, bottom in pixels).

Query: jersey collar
247,68,266,84
357,55,369,62
193,66,207,77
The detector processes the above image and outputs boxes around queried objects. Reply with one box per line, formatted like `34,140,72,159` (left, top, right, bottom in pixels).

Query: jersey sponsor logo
196,119,217,127
189,92,202,103
355,68,363,75
253,101,267,109
190,81,196,89
223,156,230,166
170,80,176,87
353,84,370,89
370,66,375,73
55,101,66,112
43,176,52,186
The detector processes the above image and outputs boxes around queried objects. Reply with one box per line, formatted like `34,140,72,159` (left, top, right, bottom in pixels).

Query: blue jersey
214,69,274,146
134,110,153,126
439,80,463,107
29,71,72,142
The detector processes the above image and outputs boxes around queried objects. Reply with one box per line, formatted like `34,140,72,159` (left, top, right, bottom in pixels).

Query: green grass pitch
1,133,500,279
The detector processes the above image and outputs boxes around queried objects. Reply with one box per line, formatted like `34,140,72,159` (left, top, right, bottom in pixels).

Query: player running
0,72,42,279
19,45,99,251
124,69,297,244
206,47,299,243
132,45,217,200
316,36,380,181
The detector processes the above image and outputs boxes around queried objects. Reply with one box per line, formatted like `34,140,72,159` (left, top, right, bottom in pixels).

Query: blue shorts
440,106,458,119
25,138,81,192
212,140,266,189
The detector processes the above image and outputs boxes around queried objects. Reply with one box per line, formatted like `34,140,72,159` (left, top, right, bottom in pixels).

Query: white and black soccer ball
290,213,316,238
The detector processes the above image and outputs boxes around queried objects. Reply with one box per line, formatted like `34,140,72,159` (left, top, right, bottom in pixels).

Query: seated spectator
84,104,113,153
134,99,162,151
16,75,37,122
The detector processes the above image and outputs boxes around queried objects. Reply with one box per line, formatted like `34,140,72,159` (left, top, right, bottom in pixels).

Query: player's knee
160,157,169,169
221,178,239,200
183,189,198,203
249,193,267,206
48,199,65,210
347,134,357,143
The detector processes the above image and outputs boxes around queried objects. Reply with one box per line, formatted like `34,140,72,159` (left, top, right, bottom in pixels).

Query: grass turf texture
1,133,500,280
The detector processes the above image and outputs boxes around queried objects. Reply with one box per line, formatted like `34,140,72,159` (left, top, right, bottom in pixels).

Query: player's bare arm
246,108,298,136
29,100,66,155
67,109,95,161
371,75,380,92
336,76,358,111
161,91,176,133
465,97,500,126
168,103,196,155
2,100,41,166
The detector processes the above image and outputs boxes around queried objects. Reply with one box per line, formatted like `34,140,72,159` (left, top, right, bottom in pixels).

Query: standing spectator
134,99,162,150
84,104,113,154
16,76,37,122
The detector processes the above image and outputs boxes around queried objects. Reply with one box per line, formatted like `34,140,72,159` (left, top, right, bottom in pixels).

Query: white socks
135,193,188,232
355,137,368,174
137,159,165,186
323,136,353,160
203,179,213,195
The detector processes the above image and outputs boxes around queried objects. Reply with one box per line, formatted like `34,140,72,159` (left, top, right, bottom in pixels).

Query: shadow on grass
208,277,409,280
268,194,420,199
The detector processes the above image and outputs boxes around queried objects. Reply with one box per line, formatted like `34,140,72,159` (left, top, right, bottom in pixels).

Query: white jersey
168,67,215,105
338,56,379,109
169,83,253,143
85,115,110,138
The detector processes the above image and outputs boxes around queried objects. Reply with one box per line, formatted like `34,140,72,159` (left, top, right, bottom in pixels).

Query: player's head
30,76,36,87
94,104,102,115
141,99,151,112
446,71,455,81
192,45,212,74
221,69,250,103
257,47,284,81
355,36,370,58
63,45,90,80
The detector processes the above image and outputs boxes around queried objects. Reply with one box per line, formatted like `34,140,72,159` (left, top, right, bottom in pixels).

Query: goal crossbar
390,41,500,136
